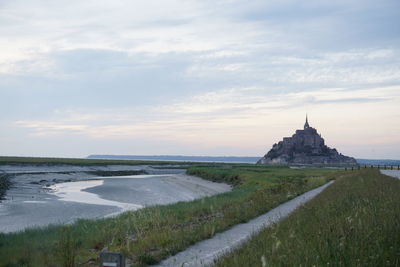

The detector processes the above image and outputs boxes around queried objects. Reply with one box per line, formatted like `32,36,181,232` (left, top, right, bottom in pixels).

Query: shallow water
49,180,143,211
380,170,400,179
0,174,230,233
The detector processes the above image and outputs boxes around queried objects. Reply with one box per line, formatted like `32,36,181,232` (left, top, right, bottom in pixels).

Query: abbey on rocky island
257,116,357,166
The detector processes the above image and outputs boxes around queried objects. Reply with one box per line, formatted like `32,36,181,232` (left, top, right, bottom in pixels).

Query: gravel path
155,180,335,267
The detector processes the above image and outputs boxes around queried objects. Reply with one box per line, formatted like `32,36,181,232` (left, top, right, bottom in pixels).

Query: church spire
304,114,310,129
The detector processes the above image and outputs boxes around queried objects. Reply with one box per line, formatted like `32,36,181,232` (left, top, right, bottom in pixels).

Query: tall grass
215,169,400,266
57,226,82,267
0,166,337,266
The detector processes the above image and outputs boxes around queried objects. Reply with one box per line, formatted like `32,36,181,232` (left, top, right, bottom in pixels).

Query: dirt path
155,180,335,267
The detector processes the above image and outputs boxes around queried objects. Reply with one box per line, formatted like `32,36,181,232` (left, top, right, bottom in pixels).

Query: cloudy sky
1,0,399,159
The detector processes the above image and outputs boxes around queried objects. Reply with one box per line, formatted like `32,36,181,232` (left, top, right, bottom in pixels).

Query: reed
215,169,400,266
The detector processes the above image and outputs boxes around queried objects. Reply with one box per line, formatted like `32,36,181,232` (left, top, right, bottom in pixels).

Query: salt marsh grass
0,156,200,166
215,169,400,266
0,166,337,266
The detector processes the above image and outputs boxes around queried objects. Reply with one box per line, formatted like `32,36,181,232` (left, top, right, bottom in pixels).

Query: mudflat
0,170,230,233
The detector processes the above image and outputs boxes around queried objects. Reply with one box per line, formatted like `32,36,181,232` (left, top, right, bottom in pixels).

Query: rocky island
257,116,358,166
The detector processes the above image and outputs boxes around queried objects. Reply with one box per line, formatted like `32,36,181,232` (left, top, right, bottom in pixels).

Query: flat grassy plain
0,165,337,266
0,156,199,166
216,169,400,267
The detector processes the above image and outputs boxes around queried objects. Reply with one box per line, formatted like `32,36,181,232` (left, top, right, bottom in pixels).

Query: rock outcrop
257,116,357,166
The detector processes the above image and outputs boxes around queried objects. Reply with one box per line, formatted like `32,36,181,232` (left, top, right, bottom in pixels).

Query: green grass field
215,169,400,266
0,165,337,266
0,156,202,166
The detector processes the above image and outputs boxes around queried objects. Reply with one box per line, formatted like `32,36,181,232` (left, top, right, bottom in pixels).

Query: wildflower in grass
275,240,281,250
261,255,267,267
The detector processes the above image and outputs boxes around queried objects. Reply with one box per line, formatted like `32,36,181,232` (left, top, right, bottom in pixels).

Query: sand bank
0,174,230,233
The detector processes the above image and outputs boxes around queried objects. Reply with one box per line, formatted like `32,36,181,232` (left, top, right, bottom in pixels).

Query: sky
1,0,400,159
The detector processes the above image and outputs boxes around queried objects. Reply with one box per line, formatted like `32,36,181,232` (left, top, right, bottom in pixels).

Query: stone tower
304,114,310,129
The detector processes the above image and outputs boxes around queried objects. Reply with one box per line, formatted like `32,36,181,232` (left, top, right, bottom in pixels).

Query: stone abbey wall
257,122,357,166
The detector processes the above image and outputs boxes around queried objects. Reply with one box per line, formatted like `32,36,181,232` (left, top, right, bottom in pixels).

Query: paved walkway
380,170,400,179
155,180,335,267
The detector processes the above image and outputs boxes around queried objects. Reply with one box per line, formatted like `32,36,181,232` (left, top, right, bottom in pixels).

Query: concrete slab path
155,180,335,267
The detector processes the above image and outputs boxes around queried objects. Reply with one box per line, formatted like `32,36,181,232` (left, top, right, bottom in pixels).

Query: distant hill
356,158,400,166
88,155,400,166
87,155,260,163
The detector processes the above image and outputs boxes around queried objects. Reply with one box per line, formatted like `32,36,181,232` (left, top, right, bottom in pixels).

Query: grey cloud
1,0,400,157
233,0,400,51
318,97,390,104
298,96,390,105
1,48,225,119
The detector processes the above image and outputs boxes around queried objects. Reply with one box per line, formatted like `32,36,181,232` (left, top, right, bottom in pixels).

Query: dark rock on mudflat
257,116,357,166
0,174,12,200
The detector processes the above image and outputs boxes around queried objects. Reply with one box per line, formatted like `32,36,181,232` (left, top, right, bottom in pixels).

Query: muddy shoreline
0,164,230,233
0,173,11,200
0,164,187,199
